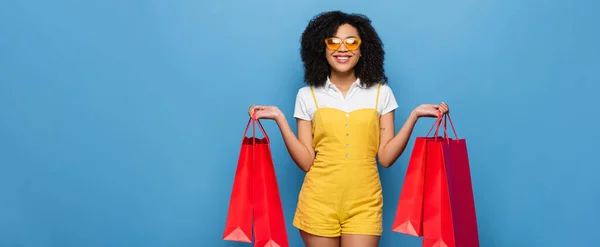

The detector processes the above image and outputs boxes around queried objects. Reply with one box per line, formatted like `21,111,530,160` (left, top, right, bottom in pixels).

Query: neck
329,70,357,89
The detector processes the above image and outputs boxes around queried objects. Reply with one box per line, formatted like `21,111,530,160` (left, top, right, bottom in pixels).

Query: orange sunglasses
324,37,362,51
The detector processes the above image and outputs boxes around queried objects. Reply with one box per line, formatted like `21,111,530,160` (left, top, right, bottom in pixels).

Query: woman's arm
377,110,418,168
249,104,315,172
274,114,315,172
377,103,449,168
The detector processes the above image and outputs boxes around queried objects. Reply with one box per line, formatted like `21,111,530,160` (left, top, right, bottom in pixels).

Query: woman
248,11,449,247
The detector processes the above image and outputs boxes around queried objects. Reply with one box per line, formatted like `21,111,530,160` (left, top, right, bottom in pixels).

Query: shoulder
372,83,398,114
295,86,311,101
296,85,325,100
379,83,395,93
378,84,397,100
297,86,312,95
295,86,321,107
365,83,395,95
294,86,318,120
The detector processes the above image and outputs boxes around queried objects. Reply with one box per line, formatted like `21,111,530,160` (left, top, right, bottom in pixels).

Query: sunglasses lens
345,38,359,50
325,38,341,50
324,38,361,50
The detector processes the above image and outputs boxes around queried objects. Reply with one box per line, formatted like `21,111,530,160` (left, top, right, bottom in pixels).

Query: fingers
248,105,263,117
248,105,268,119
253,110,261,119
438,102,450,114
248,104,256,116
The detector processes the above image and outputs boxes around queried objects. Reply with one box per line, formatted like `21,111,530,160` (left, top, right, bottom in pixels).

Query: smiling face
325,24,362,75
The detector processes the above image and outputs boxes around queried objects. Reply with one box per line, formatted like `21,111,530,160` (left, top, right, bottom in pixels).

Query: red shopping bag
422,114,480,247
253,125,289,247
223,115,290,247
222,117,258,243
392,113,456,237
391,136,428,236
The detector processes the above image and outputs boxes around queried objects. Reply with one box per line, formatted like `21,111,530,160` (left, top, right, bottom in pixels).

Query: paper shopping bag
422,135,455,247
223,115,290,247
391,136,429,236
252,126,290,247
222,118,257,243
422,114,480,247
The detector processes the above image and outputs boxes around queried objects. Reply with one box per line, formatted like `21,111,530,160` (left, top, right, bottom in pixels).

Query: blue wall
1,0,599,246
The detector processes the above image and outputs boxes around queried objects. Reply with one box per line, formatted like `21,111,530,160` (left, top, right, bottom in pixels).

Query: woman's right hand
412,102,450,118
248,104,283,121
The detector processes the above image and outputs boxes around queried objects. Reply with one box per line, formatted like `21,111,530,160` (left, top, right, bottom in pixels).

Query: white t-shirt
294,77,399,121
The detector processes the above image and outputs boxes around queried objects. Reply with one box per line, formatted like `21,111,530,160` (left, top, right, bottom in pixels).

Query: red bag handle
242,111,270,143
445,113,458,140
426,111,459,142
426,111,445,138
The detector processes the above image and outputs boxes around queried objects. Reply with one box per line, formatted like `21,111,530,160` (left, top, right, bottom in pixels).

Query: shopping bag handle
426,111,459,142
426,111,444,138
242,111,270,143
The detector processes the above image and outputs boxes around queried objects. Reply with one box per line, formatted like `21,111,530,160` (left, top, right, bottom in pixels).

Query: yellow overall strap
375,83,382,110
309,86,319,108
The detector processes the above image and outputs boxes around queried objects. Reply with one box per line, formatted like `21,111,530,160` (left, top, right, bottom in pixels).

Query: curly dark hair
300,11,387,88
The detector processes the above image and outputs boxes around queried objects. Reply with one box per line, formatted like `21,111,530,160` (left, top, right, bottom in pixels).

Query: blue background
1,0,599,246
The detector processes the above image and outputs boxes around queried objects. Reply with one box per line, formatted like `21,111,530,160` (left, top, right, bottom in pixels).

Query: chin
332,64,357,74
332,68,352,74
326,56,359,74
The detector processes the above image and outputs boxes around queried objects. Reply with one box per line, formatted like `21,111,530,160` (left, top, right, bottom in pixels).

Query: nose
338,42,348,52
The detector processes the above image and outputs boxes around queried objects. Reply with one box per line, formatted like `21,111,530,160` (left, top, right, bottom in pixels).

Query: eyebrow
334,35,358,39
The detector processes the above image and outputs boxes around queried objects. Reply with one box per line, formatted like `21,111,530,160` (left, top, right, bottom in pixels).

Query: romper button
345,123,349,127
346,144,350,148
346,133,349,137
345,113,350,117
346,153,350,158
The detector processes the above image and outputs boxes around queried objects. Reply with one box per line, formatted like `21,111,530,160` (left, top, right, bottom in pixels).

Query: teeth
337,57,349,61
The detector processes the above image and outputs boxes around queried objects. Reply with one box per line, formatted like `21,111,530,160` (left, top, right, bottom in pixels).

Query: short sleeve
379,84,399,115
293,89,311,120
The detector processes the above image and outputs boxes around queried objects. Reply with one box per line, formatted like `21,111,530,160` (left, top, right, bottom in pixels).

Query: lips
334,55,351,63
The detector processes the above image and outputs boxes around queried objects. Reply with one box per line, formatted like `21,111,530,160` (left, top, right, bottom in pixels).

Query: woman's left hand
413,102,450,118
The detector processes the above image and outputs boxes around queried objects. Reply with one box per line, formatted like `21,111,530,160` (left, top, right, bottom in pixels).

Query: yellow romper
293,84,383,237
